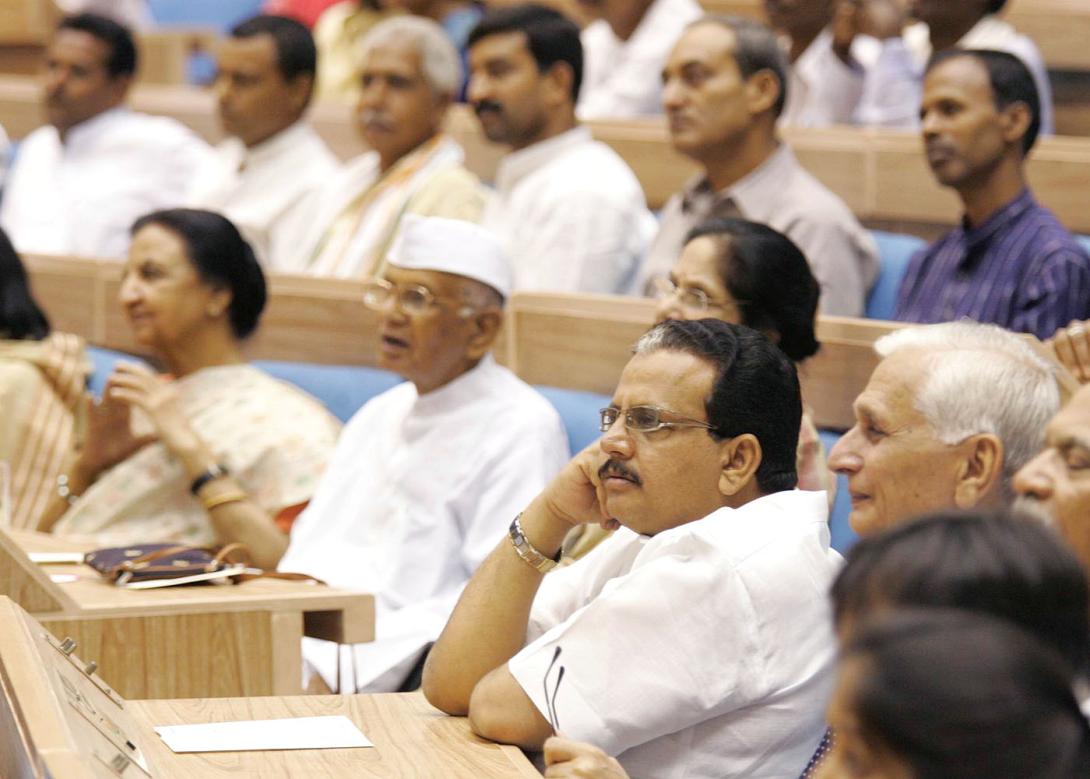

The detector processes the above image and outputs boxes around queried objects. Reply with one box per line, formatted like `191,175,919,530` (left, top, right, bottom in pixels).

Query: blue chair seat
866,230,927,320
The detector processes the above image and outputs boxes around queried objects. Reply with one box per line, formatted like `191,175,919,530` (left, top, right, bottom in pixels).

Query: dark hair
230,14,317,84
927,48,1040,154
635,319,801,493
844,609,1090,779
0,227,50,341
684,218,819,362
57,13,137,78
832,510,1090,673
130,209,267,339
468,4,583,102
691,16,788,118
988,0,1009,12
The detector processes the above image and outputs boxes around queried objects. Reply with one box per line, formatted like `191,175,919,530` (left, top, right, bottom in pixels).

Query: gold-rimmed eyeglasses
362,278,474,317
649,276,746,314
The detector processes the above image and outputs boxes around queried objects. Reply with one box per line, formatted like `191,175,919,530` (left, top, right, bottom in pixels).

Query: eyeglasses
649,276,745,314
361,278,473,316
599,405,717,435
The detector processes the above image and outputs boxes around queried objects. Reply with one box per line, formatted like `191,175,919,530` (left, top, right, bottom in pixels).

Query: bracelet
201,491,248,512
190,463,230,495
56,473,80,506
508,513,559,574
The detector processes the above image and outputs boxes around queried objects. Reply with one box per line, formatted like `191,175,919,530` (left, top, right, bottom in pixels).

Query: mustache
473,100,503,118
358,108,394,131
598,459,641,485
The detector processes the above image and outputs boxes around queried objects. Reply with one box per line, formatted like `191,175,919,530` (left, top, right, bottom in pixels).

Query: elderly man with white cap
278,214,570,693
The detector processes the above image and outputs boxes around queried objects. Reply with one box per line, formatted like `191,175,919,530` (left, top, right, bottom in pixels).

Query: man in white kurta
469,5,656,295
268,16,487,276
188,15,338,263
0,15,209,259
423,319,839,779
278,215,569,691
577,0,703,120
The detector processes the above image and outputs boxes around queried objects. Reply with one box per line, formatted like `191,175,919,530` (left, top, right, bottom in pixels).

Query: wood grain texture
0,529,374,700
129,692,541,778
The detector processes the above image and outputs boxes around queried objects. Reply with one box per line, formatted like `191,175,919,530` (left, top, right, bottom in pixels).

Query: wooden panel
0,0,57,46
130,692,541,779
23,253,106,344
0,526,69,614
39,610,285,699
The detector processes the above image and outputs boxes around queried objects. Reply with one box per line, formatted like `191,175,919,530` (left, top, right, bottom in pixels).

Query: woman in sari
40,209,341,568
0,226,88,528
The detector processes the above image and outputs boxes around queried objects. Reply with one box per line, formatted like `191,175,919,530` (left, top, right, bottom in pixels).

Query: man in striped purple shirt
895,48,1090,340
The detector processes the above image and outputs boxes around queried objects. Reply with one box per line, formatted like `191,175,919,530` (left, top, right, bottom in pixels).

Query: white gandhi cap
386,214,513,300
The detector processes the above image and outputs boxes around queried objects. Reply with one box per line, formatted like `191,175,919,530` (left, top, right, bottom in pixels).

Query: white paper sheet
154,715,373,753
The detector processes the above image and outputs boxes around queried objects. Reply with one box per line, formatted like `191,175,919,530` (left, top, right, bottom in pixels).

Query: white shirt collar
494,125,593,193
62,105,130,150
412,353,498,413
240,119,314,169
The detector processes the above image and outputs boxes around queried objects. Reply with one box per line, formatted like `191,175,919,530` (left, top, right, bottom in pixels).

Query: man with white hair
829,321,1059,536
269,16,487,276
279,214,569,693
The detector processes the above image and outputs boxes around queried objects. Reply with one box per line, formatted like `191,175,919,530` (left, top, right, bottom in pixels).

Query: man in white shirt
468,4,656,295
829,321,1059,537
187,15,338,263
636,16,878,317
576,0,702,120
0,14,210,259
278,214,569,693
269,16,486,276
783,0,1053,134
423,318,839,779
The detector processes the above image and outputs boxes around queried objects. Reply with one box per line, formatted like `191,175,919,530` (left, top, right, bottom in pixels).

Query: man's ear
1000,101,1033,150
465,308,503,360
744,69,781,117
718,433,763,497
542,61,575,109
287,73,315,114
953,433,1004,509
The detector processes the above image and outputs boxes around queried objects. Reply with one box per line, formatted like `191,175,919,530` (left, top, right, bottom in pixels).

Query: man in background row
470,4,656,295
1,14,209,259
270,15,486,276
188,15,338,263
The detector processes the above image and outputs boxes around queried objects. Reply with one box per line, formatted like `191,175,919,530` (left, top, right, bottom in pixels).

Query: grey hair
875,321,1059,495
687,15,789,118
356,16,462,98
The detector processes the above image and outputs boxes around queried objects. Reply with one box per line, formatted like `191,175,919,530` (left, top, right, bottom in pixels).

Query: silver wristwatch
508,513,559,574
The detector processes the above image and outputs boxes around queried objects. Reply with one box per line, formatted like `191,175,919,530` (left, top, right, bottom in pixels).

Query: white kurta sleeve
507,537,766,757
855,37,922,128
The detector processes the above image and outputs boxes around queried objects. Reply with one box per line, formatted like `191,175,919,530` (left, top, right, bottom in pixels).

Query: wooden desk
0,596,536,778
129,693,539,778
0,527,374,700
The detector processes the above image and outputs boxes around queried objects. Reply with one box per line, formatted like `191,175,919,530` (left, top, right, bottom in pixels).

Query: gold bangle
201,491,248,512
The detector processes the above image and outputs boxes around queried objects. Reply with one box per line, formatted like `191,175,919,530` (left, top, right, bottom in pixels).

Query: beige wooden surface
0,596,538,779
0,527,374,699
130,692,541,779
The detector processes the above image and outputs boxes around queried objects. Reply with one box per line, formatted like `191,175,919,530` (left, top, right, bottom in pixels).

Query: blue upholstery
818,429,857,555
1078,234,1090,257
865,230,927,320
147,0,264,29
86,345,145,397
253,360,403,424
535,386,611,455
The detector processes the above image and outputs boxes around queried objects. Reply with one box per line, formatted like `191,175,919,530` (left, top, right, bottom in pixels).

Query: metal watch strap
508,513,559,574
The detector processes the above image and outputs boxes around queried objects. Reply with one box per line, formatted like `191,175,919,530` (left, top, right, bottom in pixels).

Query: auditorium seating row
3,75,1089,240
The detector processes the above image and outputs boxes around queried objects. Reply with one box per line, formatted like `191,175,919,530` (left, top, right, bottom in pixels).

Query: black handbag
84,543,251,586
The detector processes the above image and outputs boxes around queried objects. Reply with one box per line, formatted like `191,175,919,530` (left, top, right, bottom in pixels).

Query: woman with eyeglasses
652,217,828,495
0,225,88,528
39,209,341,568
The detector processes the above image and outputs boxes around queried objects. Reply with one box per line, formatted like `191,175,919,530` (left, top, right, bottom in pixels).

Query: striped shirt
895,190,1090,339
